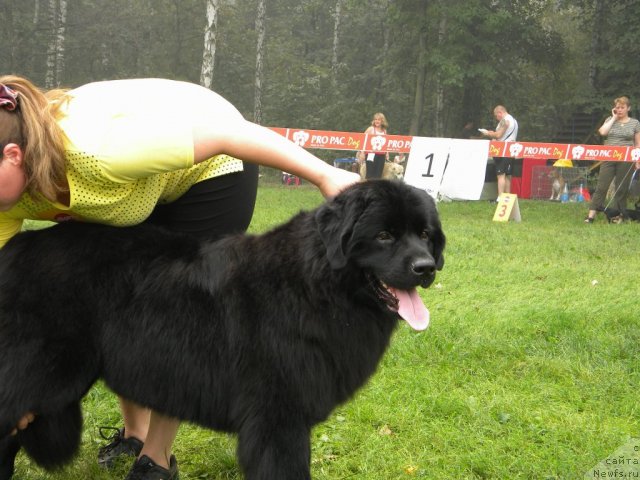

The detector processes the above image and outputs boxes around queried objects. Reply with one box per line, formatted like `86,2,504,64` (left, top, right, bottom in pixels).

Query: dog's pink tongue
389,287,430,331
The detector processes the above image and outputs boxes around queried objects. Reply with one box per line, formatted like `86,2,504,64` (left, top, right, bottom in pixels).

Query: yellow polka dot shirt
0,79,243,248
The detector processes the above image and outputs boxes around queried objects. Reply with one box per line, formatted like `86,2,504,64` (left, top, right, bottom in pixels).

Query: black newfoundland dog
0,180,445,480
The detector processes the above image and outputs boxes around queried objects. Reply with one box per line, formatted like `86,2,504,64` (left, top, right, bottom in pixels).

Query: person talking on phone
584,96,640,223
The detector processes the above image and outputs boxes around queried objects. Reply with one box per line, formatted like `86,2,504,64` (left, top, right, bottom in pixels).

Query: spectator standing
363,112,388,179
479,105,519,200
584,96,640,223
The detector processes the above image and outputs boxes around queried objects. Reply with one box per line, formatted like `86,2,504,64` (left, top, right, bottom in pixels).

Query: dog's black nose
411,259,435,276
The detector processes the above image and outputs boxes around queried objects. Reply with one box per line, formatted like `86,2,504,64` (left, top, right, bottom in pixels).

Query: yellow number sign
492,193,521,222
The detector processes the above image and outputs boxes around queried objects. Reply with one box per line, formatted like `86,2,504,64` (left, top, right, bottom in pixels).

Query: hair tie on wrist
0,84,19,111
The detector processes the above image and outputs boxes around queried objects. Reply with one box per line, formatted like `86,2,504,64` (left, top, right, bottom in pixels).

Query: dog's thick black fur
0,180,445,480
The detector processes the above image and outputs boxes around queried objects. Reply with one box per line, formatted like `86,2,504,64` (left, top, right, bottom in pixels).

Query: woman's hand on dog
11,412,35,435
319,168,361,198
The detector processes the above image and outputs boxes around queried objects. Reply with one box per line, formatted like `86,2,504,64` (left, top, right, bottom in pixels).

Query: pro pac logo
371,135,387,151
571,145,585,159
509,143,523,158
292,130,309,147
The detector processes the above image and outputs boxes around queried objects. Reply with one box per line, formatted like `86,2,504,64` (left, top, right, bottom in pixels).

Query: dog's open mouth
369,275,430,331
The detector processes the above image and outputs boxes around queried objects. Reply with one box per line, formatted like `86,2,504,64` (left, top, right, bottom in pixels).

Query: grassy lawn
14,182,640,479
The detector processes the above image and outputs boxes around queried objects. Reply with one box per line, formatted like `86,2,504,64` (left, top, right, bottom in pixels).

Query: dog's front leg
237,420,311,480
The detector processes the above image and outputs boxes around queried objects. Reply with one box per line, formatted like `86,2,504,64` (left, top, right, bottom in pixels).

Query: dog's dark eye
420,230,430,240
376,231,394,242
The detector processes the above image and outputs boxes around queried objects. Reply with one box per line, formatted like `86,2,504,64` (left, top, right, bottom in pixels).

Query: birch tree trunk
588,0,603,90
100,42,110,78
409,1,429,136
55,0,67,86
254,0,267,124
45,0,58,88
200,0,220,89
44,0,58,88
331,0,344,86
34,0,40,25
44,0,66,88
375,0,391,98
382,4,390,59
434,10,446,137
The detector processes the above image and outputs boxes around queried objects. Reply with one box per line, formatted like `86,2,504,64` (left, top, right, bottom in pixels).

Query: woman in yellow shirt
1,75,359,480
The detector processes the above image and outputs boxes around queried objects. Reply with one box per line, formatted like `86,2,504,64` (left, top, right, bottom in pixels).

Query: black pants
365,154,386,179
144,163,259,241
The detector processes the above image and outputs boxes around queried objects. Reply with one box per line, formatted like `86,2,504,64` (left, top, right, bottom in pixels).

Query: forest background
1,0,639,154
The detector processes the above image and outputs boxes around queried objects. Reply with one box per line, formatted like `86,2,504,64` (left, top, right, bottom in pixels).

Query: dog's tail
6,402,83,474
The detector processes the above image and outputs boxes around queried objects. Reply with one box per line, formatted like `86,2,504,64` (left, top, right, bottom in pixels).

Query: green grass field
13,183,640,479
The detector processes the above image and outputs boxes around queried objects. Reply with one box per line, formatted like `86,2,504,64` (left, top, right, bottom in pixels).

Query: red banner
272,127,413,153
271,127,640,162
488,141,638,162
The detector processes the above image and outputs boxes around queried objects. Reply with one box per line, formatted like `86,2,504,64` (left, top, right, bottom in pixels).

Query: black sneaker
125,455,179,480
97,427,144,469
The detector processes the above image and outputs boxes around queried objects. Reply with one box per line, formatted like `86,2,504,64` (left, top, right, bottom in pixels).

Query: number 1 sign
403,137,451,199
404,138,489,200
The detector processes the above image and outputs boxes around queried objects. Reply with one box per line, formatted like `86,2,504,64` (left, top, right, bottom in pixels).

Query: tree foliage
1,0,638,141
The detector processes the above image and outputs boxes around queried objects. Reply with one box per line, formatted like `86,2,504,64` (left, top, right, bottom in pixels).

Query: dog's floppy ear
421,192,446,271
315,193,366,269
432,227,446,271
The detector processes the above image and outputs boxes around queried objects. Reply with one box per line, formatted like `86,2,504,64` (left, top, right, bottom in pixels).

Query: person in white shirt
480,105,519,199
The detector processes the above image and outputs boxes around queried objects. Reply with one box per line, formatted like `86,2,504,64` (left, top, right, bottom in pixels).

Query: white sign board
404,138,489,201
403,137,451,199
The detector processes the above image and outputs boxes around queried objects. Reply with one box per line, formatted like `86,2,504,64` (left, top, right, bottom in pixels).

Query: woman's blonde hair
0,75,68,201
371,112,388,130
614,96,630,107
